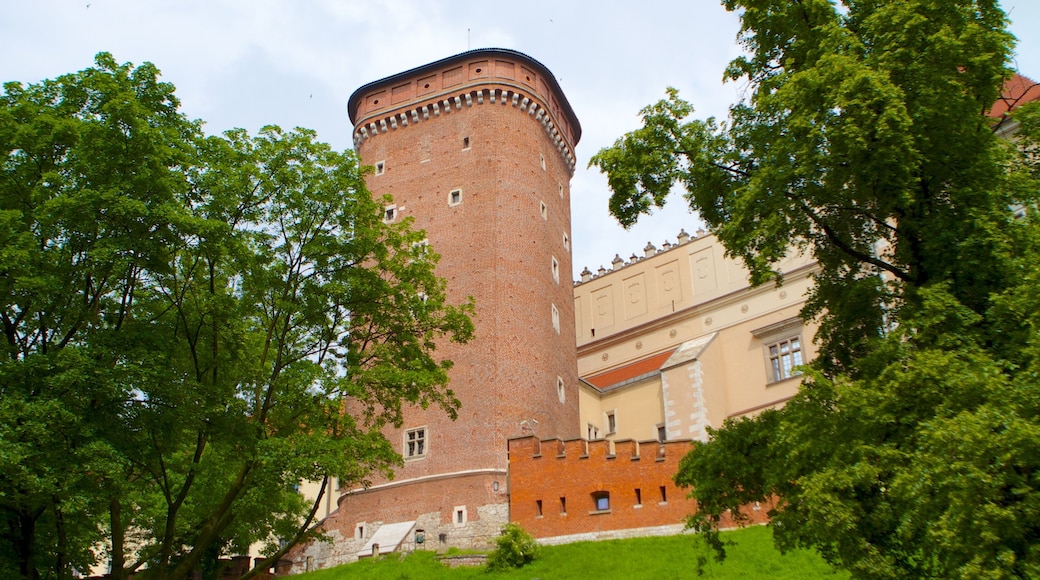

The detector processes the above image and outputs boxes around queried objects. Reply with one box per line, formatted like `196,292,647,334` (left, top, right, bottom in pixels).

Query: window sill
589,509,612,516
766,374,803,387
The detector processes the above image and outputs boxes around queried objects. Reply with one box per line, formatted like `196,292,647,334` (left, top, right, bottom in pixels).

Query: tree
0,54,473,579
591,1,1040,577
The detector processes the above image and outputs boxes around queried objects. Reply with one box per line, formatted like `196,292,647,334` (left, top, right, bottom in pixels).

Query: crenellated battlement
507,435,770,542
351,86,576,172
509,435,692,462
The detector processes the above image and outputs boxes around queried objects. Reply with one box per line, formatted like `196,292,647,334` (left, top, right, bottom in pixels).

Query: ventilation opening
536,500,543,517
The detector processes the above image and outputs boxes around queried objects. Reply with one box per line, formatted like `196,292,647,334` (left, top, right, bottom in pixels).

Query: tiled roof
583,349,676,390
988,73,1040,118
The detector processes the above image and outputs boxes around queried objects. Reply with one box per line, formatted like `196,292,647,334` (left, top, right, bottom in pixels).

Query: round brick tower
304,49,581,565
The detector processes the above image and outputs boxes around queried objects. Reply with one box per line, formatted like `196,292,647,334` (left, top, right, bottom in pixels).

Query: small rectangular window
657,424,667,442
374,160,385,175
540,201,547,220
449,189,462,207
587,423,599,440
453,505,467,527
405,427,426,458
462,136,470,149
768,337,804,382
540,153,546,170
660,485,668,504
536,500,543,517
551,303,560,334
592,491,610,512
635,488,642,506
384,205,397,222
557,376,566,403
551,256,560,284
606,410,616,434
560,497,567,515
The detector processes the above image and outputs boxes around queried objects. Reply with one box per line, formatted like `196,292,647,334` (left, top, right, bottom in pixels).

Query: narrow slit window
560,497,567,515
551,256,560,284
659,485,668,504
462,136,470,149
557,376,566,403
536,500,543,517
551,303,560,334
635,489,642,506
540,201,547,220
540,153,546,170
563,233,570,251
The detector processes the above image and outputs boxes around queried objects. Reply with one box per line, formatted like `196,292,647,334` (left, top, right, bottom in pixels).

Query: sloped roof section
988,73,1040,118
662,333,718,370
583,349,676,391
357,521,416,557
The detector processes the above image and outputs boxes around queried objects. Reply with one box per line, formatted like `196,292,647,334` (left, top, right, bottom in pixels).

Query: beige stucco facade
575,229,819,444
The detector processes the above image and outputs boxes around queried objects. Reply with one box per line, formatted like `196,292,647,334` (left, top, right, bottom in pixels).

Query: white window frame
448,188,462,207
767,336,804,383
404,426,427,459
551,256,560,284
605,409,617,435
384,204,397,222
751,317,806,385
374,160,386,175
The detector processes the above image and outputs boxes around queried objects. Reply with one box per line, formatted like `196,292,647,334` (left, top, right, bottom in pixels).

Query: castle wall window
453,505,467,527
374,160,385,175
540,200,547,220
557,376,566,403
540,153,546,171
751,317,806,384
551,303,560,334
560,497,567,515
448,188,462,207
591,491,610,513
536,499,543,517
462,136,470,149
768,336,803,382
551,256,560,284
558,182,564,198
659,485,668,504
384,205,397,222
605,410,616,435
404,427,426,459
634,488,642,507
563,233,570,251
587,423,599,440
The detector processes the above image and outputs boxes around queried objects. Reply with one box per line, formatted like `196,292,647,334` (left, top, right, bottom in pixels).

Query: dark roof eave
347,48,582,144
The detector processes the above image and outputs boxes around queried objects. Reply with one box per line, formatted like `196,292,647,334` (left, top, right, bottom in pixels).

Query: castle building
295,49,582,568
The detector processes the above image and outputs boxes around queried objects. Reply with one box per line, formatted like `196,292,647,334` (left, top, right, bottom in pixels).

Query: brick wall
507,435,769,541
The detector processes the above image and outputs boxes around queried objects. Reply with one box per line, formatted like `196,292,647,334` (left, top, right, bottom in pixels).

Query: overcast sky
3,1,1038,279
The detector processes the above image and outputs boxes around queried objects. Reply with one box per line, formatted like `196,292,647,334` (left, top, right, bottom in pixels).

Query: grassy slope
294,525,848,579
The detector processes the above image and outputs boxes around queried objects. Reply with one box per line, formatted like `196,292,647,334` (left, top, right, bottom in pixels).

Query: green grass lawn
293,525,848,579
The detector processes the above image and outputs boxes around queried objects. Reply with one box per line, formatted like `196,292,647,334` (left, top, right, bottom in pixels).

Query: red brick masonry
507,435,770,540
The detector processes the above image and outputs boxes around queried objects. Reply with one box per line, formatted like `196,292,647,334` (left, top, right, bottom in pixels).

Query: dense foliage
591,1,1040,577
0,54,473,579
485,523,540,571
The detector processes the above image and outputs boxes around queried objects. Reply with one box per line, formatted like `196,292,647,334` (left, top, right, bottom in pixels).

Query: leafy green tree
592,1,1040,577
0,54,473,580
486,523,540,571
